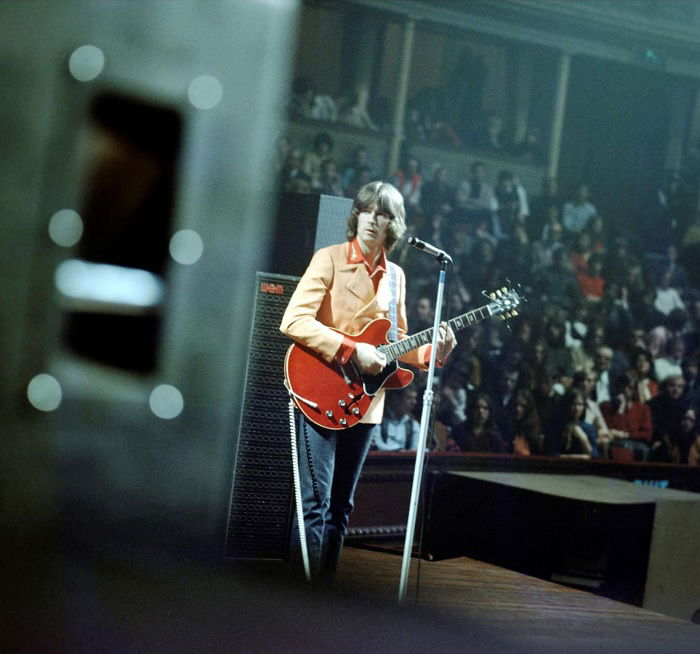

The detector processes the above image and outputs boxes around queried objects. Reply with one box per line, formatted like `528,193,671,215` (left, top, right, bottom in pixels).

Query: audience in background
562,183,597,234
601,372,652,461
276,110,700,466
372,386,421,452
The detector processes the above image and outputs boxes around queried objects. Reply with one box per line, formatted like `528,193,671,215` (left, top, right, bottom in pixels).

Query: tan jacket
280,242,429,423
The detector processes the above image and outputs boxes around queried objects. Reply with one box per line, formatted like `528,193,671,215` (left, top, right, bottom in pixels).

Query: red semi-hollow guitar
284,287,522,430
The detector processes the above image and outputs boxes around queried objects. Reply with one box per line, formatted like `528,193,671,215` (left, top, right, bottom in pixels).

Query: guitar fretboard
378,303,495,363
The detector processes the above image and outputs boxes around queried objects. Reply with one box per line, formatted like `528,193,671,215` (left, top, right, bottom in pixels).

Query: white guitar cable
288,399,312,582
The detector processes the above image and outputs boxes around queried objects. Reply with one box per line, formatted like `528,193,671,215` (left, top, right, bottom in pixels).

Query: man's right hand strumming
352,342,387,375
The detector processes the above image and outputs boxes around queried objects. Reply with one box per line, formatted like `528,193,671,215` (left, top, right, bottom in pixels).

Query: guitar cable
288,399,312,582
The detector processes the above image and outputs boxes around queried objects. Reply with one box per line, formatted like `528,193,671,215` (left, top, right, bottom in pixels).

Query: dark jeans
292,413,375,579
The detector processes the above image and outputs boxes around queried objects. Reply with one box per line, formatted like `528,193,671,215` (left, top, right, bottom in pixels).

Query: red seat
610,446,635,463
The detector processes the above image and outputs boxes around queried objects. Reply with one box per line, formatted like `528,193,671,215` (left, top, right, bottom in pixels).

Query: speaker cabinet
267,193,353,277
224,272,300,560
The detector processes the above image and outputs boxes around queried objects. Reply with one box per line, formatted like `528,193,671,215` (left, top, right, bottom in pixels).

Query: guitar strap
388,262,398,343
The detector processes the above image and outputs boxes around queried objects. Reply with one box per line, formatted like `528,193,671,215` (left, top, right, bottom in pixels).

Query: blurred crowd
276,107,700,466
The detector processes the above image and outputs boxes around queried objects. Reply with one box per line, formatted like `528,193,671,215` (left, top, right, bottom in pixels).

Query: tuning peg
490,292,496,300
500,315,506,320
512,310,518,316
501,286,507,294
496,289,503,297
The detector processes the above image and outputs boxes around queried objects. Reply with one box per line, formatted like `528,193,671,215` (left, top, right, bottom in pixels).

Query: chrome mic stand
398,246,450,603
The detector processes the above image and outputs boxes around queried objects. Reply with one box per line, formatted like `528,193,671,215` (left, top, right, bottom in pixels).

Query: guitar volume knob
352,407,360,415
338,400,346,408
339,418,347,426
325,410,333,418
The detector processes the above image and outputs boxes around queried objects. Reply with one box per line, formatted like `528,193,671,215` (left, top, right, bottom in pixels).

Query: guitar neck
379,302,495,363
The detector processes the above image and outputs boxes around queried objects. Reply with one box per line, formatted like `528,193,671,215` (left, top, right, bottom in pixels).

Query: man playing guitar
280,181,456,580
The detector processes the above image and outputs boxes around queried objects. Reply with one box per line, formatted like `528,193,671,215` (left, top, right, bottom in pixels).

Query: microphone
407,236,453,263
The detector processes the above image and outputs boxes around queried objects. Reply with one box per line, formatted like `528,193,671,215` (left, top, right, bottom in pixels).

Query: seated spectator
542,317,575,388
547,389,598,458
653,268,685,316
600,373,652,461
436,366,472,432
632,286,667,333
488,364,525,425
280,147,309,192
654,336,685,384
392,156,422,215
660,245,689,290
341,146,375,192
309,91,338,122
450,393,508,453
502,388,543,456
344,165,373,201
619,327,650,371
682,349,700,407
494,170,521,237
532,218,566,269
288,76,316,119
688,428,700,465
667,407,699,464
626,261,654,324
570,231,593,277
576,252,606,302
628,348,660,403
648,307,688,361
482,113,507,151
565,302,590,348
524,336,549,385
604,236,636,288
303,132,334,189
373,385,421,451
529,177,562,243
602,283,635,350
449,326,483,389
592,345,615,405
409,295,435,333
453,161,497,235
316,159,344,197
562,183,597,234
533,246,581,310
571,369,611,456
648,374,688,462
532,367,563,433
586,214,608,254
571,323,605,372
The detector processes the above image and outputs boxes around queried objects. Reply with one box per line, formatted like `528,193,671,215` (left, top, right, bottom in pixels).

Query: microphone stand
398,254,449,603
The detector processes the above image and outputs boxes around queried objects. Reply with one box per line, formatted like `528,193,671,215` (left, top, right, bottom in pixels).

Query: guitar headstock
484,286,523,320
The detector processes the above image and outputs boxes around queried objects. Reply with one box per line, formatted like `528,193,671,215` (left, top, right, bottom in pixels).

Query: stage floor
335,545,699,654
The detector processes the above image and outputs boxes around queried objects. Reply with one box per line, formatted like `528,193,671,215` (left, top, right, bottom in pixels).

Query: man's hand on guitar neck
436,321,457,363
351,342,387,375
